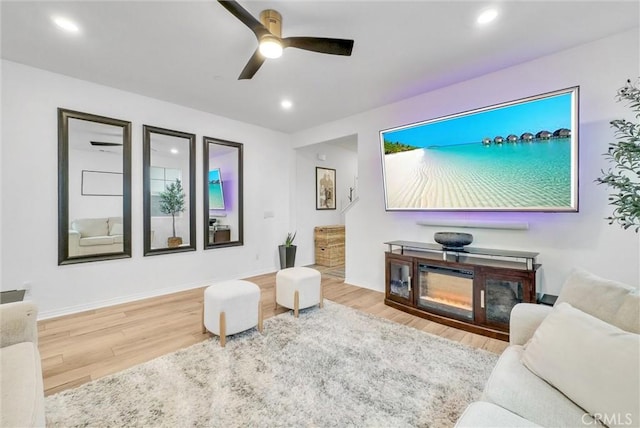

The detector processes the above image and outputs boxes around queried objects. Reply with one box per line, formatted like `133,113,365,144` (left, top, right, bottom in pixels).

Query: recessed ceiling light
170,148,179,154
281,99,293,110
52,16,80,33
477,8,498,25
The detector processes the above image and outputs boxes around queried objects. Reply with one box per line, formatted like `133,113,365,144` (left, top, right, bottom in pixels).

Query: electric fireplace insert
418,264,474,321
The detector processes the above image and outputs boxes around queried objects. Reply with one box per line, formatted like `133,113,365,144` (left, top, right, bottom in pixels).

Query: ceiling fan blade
238,49,266,80
90,141,122,146
217,0,269,40
282,37,354,56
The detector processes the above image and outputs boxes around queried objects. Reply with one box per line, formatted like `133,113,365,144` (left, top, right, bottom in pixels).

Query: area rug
45,301,498,427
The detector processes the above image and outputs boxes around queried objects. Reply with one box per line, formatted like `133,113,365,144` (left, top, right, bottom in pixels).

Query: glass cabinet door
386,257,413,303
483,277,524,327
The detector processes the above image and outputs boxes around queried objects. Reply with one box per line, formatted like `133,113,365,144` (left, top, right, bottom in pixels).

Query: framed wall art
316,167,336,210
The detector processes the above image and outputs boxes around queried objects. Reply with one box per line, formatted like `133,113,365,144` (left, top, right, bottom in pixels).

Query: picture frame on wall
316,167,336,210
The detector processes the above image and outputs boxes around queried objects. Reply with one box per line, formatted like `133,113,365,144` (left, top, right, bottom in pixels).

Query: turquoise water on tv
209,184,224,210
423,137,573,208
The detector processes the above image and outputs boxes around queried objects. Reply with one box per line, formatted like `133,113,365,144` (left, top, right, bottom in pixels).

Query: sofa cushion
615,292,640,334
0,342,45,427
71,218,109,238
109,222,123,236
108,217,123,235
79,236,115,246
556,268,639,333
482,346,589,427
522,302,639,428
455,402,541,427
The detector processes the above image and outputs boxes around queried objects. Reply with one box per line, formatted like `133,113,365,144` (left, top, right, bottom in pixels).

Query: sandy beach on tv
383,143,572,210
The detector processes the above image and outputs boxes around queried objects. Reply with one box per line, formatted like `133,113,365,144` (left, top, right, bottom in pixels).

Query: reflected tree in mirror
143,125,196,255
203,136,243,249
58,108,132,265
159,179,186,248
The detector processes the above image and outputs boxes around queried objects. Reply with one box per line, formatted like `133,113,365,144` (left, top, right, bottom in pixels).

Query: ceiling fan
218,0,354,80
90,141,122,146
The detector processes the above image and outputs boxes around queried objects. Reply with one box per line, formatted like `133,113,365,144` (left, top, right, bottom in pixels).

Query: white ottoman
276,267,323,318
202,280,263,347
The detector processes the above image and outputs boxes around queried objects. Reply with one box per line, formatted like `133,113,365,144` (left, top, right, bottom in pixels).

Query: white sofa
0,301,45,427
69,217,123,256
456,269,640,428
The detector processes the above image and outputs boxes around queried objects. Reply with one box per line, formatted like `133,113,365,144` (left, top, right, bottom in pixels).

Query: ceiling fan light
259,38,283,59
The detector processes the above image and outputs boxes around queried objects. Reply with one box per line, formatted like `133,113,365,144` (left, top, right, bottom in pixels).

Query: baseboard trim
38,267,276,320
344,277,383,293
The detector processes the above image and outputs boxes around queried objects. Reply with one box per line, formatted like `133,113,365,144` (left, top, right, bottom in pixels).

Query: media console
384,240,540,341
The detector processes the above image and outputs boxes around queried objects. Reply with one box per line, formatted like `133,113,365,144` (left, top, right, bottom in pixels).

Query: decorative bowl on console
434,232,473,250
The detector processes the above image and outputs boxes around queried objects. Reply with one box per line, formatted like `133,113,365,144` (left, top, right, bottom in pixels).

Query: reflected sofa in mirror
143,125,196,255
203,136,243,249
58,108,132,265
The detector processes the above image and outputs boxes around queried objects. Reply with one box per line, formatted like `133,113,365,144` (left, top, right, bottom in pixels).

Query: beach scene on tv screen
381,91,576,210
208,169,225,210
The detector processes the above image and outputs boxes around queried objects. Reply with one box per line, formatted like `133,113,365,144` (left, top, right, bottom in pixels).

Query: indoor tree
159,179,186,244
596,78,640,232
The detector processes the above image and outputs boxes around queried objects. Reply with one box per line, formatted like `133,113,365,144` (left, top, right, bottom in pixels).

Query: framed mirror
143,125,196,255
58,108,132,265
203,136,243,249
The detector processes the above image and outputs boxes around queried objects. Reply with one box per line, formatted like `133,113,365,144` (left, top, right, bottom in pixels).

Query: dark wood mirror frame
143,125,196,256
58,108,132,265
203,137,244,249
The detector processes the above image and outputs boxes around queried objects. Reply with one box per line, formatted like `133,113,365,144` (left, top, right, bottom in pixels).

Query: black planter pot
278,245,297,269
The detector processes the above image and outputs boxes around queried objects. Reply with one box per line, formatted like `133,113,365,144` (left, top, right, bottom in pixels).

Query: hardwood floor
38,267,508,396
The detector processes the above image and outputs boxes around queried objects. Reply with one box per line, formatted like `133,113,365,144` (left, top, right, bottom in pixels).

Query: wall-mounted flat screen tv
379,86,579,212
208,168,225,210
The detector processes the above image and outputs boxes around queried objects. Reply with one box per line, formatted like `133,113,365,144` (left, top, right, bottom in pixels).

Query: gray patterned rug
45,301,498,427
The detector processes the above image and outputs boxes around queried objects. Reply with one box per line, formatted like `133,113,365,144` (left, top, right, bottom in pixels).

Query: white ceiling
2,1,639,134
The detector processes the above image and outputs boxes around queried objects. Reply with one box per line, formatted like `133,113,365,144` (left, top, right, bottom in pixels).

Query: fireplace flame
421,295,472,312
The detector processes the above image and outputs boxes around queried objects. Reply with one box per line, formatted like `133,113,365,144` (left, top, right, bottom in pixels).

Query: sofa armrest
509,303,553,346
0,301,39,347
68,229,81,257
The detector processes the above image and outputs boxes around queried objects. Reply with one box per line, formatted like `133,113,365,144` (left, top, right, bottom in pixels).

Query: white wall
291,29,640,294
292,141,358,266
0,56,3,285
2,29,638,319
1,60,293,318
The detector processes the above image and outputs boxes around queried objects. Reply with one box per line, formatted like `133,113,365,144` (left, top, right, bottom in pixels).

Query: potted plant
278,232,297,269
596,78,640,232
159,179,186,247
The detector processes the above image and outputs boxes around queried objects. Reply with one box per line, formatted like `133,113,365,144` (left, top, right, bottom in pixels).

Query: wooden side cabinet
384,249,539,341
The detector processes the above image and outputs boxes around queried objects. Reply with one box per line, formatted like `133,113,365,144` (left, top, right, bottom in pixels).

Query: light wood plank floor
38,268,508,396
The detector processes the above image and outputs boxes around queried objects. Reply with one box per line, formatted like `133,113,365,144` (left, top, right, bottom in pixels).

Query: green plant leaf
596,77,640,233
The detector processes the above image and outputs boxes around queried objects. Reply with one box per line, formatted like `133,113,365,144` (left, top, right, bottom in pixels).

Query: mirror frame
203,136,244,249
143,125,196,256
58,108,132,265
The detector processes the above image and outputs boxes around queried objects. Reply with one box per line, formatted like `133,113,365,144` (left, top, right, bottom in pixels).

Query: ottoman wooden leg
219,311,226,348
319,282,324,309
258,303,263,333
201,302,207,334
294,290,300,318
